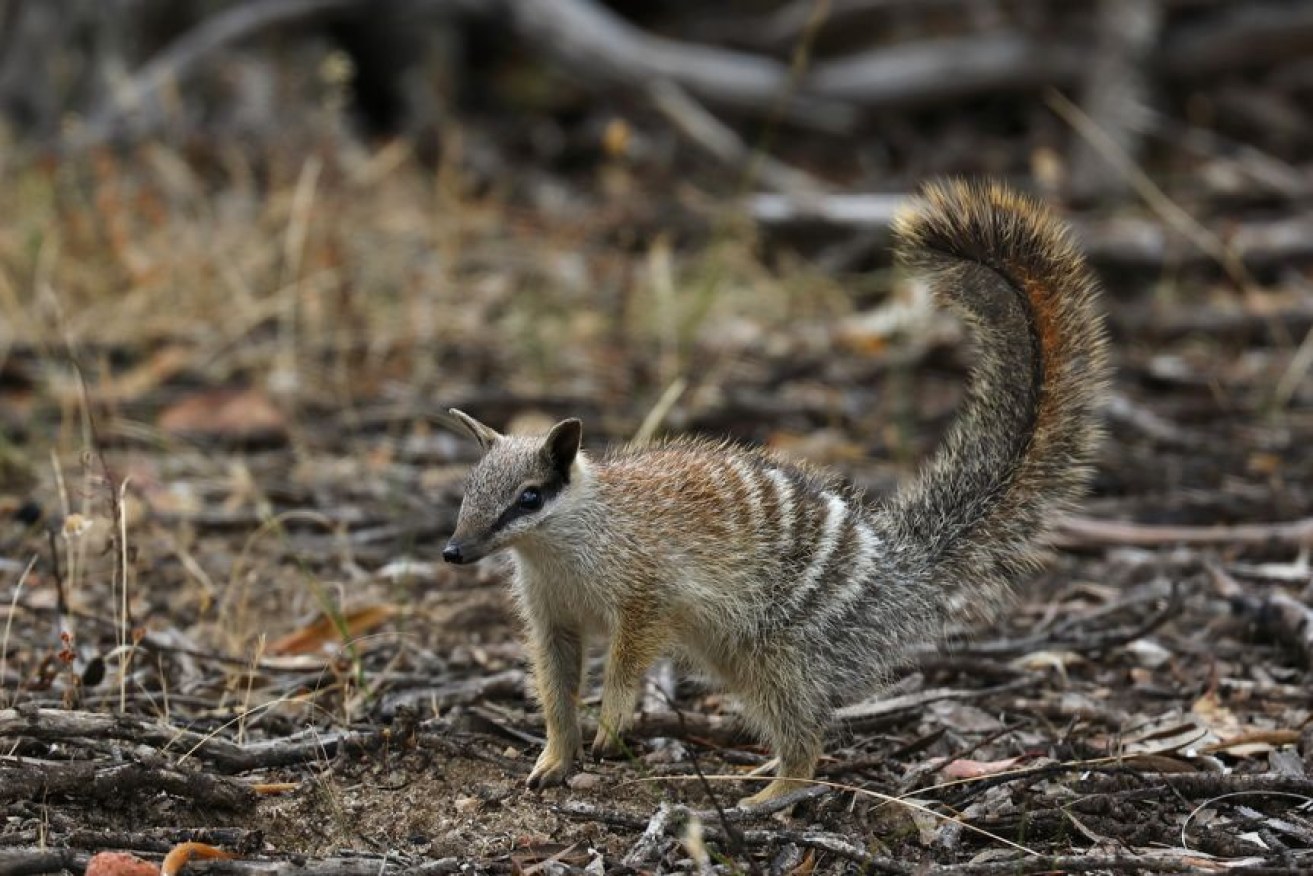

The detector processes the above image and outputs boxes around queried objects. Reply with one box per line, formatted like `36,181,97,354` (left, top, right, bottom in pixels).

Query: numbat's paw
590,729,625,762
737,778,805,809
526,749,573,789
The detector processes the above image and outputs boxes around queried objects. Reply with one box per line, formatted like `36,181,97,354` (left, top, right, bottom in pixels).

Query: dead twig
622,801,674,868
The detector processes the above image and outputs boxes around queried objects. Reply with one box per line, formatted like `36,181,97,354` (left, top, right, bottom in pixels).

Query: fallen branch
0,850,91,876
1056,516,1313,549
0,754,253,810
808,31,1080,109
0,705,447,773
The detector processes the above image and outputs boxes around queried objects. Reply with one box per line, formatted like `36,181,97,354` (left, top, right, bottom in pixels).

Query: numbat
442,180,1108,806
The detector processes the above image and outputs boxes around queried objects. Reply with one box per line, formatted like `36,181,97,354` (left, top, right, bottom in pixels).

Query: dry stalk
0,558,37,709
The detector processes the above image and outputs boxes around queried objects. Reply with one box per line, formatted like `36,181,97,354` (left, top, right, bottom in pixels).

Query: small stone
642,739,687,764
503,746,521,758
567,772,602,790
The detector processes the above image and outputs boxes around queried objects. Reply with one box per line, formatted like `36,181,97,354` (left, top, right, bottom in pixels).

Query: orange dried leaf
787,849,817,875
268,604,397,655
161,842,232,876
940,755,1023,779
252,781,299,795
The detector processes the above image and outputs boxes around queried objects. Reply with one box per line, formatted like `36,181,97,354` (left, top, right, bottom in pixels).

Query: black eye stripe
488,473,566,533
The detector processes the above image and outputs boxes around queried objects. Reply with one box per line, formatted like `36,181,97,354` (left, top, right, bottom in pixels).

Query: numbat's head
442,409,584,565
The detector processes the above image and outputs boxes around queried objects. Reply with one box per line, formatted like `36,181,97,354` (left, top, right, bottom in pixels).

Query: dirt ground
2,116,1313,873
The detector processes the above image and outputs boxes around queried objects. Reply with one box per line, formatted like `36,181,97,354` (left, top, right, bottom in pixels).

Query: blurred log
807,32,1081,109
1161,0,1313,78
747,192,1313,270
503,0,856,132
48,0,1313,149
509,0,1313,122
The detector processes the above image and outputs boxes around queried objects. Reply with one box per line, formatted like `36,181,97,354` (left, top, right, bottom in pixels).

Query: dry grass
0,133,870,702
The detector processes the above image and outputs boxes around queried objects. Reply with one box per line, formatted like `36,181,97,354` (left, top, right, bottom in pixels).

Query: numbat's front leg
526,625,584,789
591,617,665,761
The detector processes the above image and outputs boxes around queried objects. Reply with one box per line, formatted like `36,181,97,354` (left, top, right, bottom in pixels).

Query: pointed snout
443,538,489,565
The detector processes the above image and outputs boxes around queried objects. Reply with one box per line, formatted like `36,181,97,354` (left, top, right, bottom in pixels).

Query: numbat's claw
526,750,573,789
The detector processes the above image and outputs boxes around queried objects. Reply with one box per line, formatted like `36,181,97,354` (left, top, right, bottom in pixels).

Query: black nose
442,543,464,564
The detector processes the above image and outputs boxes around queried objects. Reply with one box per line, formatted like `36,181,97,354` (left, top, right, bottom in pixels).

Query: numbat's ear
446,408,503,451
541,419,582,482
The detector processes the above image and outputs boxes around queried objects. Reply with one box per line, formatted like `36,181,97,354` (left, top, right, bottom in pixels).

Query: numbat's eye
517,487,543,511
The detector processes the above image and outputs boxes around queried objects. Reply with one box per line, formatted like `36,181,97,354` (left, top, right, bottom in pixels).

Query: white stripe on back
790,492,850,603
728,458,767,547
814,517,881,622
763,467,796,546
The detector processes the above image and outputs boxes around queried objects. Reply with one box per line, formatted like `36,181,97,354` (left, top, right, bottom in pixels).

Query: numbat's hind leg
736,682,824,808
738,742,819,808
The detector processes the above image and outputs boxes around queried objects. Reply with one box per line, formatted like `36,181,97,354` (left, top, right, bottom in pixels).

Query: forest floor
1,130,1312,875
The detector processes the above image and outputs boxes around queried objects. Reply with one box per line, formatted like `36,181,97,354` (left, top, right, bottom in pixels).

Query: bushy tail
876,179,1109,624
